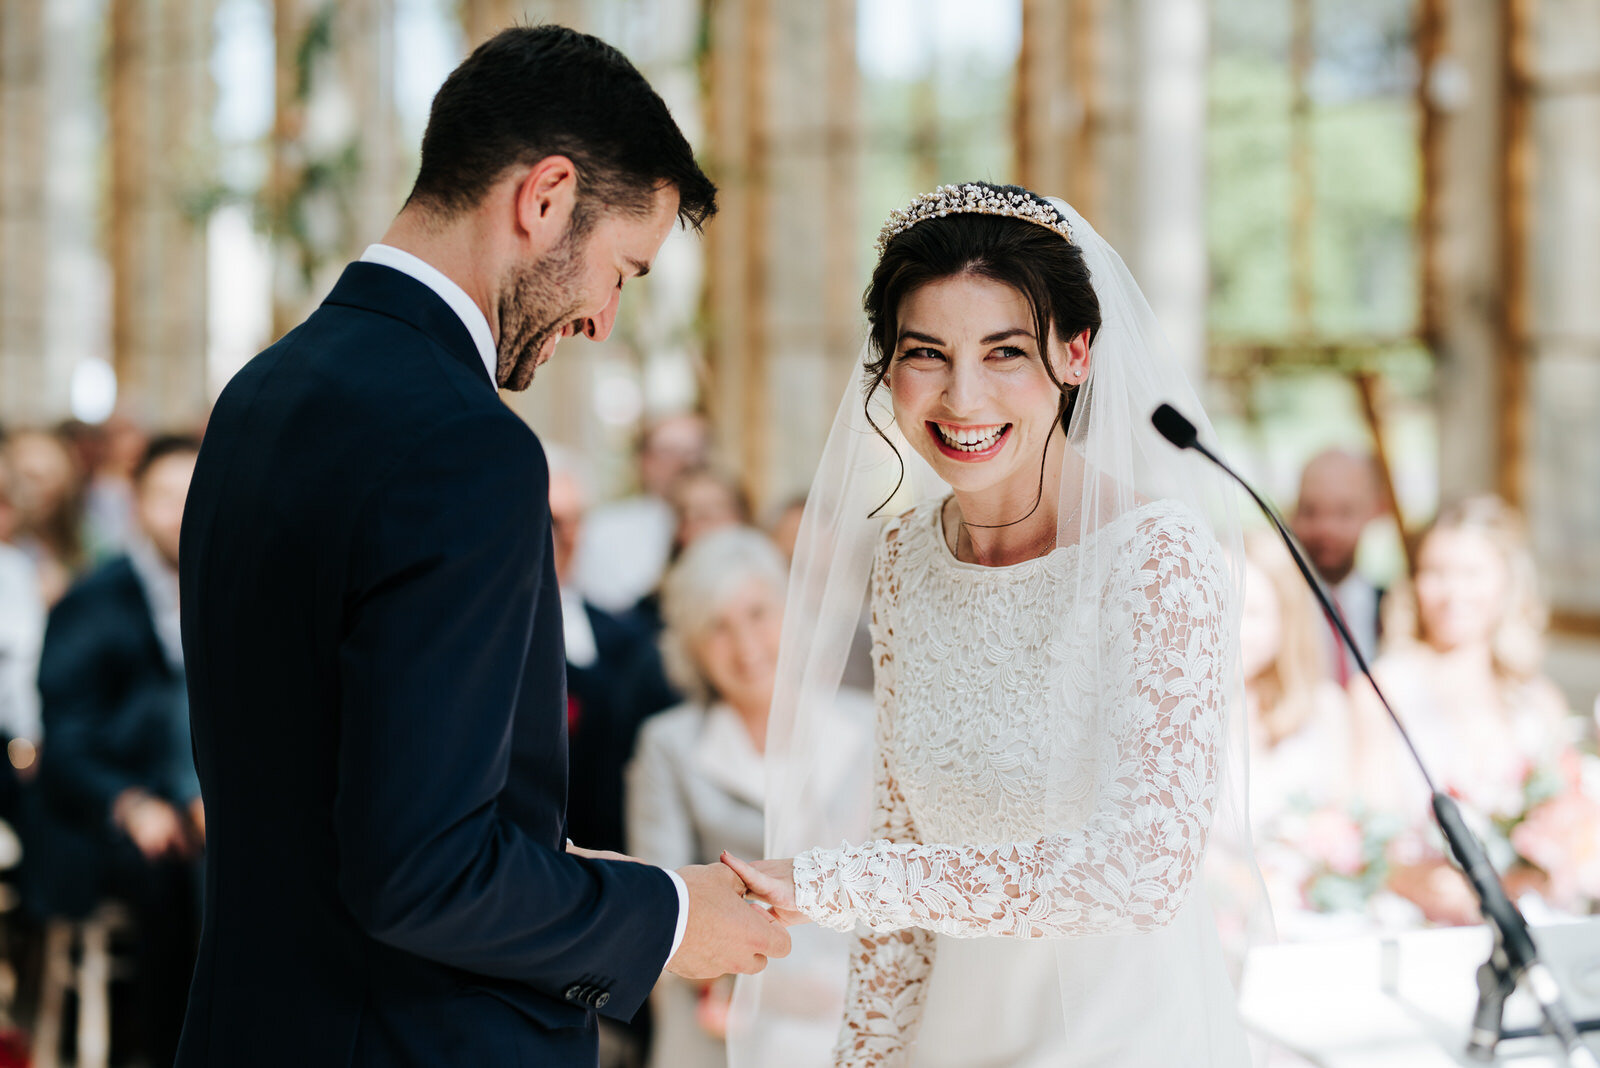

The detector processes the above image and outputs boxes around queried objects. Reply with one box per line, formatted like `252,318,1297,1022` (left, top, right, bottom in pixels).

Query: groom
176,25,789,1067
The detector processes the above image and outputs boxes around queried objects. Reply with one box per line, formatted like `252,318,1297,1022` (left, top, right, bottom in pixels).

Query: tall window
1529,0,1600,623
1207,0,1433,547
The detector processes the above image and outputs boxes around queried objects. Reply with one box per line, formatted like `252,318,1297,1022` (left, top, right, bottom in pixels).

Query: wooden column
737,0,772,510
1432,0,1511,505
108,0,213,427
704,0,776,507
267,0,309,339
822,0,861,373
1016,0,1100,216
156,0,214,423
703,0,858,507
1495,0,1535,507
0,1,49,423
1415,0,1447,348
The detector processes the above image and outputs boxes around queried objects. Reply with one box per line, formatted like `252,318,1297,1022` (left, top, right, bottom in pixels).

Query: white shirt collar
359,244,497,385
558,587,598,669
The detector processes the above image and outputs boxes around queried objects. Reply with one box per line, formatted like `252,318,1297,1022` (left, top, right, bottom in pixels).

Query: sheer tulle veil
728,191,1269,1065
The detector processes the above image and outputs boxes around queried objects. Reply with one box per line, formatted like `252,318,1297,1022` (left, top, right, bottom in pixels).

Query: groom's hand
666,862,791,980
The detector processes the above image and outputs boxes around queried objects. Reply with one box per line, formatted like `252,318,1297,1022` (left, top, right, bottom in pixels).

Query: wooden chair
31,903,131,1068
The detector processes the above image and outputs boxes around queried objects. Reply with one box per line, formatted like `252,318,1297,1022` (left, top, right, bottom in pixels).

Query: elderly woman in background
1355,495,1583,924
626,527,868,1068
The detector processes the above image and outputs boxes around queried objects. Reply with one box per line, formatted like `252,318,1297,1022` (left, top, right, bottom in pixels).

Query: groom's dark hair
406,25,716,232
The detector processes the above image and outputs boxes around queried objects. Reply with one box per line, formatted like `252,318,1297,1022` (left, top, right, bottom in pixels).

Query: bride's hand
720,852,809,926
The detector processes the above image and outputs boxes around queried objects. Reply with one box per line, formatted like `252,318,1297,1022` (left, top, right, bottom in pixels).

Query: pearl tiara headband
875,182,1074,254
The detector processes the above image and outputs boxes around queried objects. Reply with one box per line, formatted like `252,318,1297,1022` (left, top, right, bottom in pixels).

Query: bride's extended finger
720,851,772,894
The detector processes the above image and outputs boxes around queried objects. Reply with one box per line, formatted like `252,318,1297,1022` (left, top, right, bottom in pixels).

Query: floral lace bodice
792,496,1232,1067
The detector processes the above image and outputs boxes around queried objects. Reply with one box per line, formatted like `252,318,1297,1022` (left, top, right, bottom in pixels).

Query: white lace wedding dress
791,496,1251,1067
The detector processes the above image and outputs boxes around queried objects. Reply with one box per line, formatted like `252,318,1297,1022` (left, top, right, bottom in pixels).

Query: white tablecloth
1240,922,1600,1066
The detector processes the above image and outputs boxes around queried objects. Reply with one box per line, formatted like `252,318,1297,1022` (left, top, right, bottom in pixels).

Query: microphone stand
1151,404,1600,1067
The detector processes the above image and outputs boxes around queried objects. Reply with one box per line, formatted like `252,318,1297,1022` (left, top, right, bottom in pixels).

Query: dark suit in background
565,601,675,856
30,555,201,1063
177,262,679,1067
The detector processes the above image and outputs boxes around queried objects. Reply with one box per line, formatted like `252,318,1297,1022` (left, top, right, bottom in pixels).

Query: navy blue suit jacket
176,263,679,1067
30,556,196,918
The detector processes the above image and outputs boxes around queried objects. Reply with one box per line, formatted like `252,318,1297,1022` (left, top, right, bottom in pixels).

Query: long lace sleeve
796,514,1228,941
798,519,935,1067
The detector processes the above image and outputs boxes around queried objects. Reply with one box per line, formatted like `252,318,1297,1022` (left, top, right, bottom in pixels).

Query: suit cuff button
564,984,583,1002
594,991,610,1009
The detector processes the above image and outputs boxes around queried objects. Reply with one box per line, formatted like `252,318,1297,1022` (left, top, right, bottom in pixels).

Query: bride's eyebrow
980,328,1034,344
897,327,1036,346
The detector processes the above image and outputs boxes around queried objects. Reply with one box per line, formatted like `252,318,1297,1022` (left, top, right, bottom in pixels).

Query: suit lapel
322,262,495,390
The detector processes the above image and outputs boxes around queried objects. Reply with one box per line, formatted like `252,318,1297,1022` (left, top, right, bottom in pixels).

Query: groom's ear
512,155,580,251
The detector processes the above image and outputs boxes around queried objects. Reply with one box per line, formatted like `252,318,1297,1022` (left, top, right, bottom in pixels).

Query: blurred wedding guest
1291,448,1386,684
1354,496,1573,926
1242,532,1355,930
0,446,40,815
577,412,710,613
1245,532,1354,819
0,444,19,544
0,447,43,746
59,412,149,561
0,532,43,755
27,434,204,1065
3,429,87,606
0,520,43,819
627,528,868,1068
631,467,752,635
669,467,751,553
766,495,808,565
550,449,672,856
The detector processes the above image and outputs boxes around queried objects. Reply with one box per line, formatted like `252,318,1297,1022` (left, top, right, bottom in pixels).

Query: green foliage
1207,50,1420,344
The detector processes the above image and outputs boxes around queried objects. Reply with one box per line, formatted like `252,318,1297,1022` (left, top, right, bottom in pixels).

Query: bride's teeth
938,424,1004,451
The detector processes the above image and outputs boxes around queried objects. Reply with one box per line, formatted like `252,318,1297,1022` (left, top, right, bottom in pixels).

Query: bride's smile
929,420,1010,459
889,273,1088,511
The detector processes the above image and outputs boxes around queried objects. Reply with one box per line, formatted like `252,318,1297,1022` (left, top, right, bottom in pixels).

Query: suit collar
322,261,495,390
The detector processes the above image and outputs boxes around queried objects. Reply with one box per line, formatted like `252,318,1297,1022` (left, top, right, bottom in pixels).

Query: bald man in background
1290,449,1387,683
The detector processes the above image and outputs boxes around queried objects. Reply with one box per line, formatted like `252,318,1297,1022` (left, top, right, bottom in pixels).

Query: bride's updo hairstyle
862,182,1102,513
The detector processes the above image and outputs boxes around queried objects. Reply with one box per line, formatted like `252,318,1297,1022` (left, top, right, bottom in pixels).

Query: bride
723,183,1262,1067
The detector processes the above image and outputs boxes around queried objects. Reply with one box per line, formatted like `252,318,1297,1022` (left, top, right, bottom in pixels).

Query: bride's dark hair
862,182,1102,519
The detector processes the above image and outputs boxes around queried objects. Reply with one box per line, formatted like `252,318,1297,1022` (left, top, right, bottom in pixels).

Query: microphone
1151,403,1599,1066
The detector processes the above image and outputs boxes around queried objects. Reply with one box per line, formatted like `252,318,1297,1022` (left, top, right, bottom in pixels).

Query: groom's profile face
495,183,681,391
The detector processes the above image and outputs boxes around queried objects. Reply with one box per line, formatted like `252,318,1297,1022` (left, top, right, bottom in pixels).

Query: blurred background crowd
1,0,1599,1065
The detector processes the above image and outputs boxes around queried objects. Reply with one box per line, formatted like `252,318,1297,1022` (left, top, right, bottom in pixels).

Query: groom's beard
495,230,587,392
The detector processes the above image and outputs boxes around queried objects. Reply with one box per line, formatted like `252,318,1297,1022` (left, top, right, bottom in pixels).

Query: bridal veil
730,191,1268,1066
